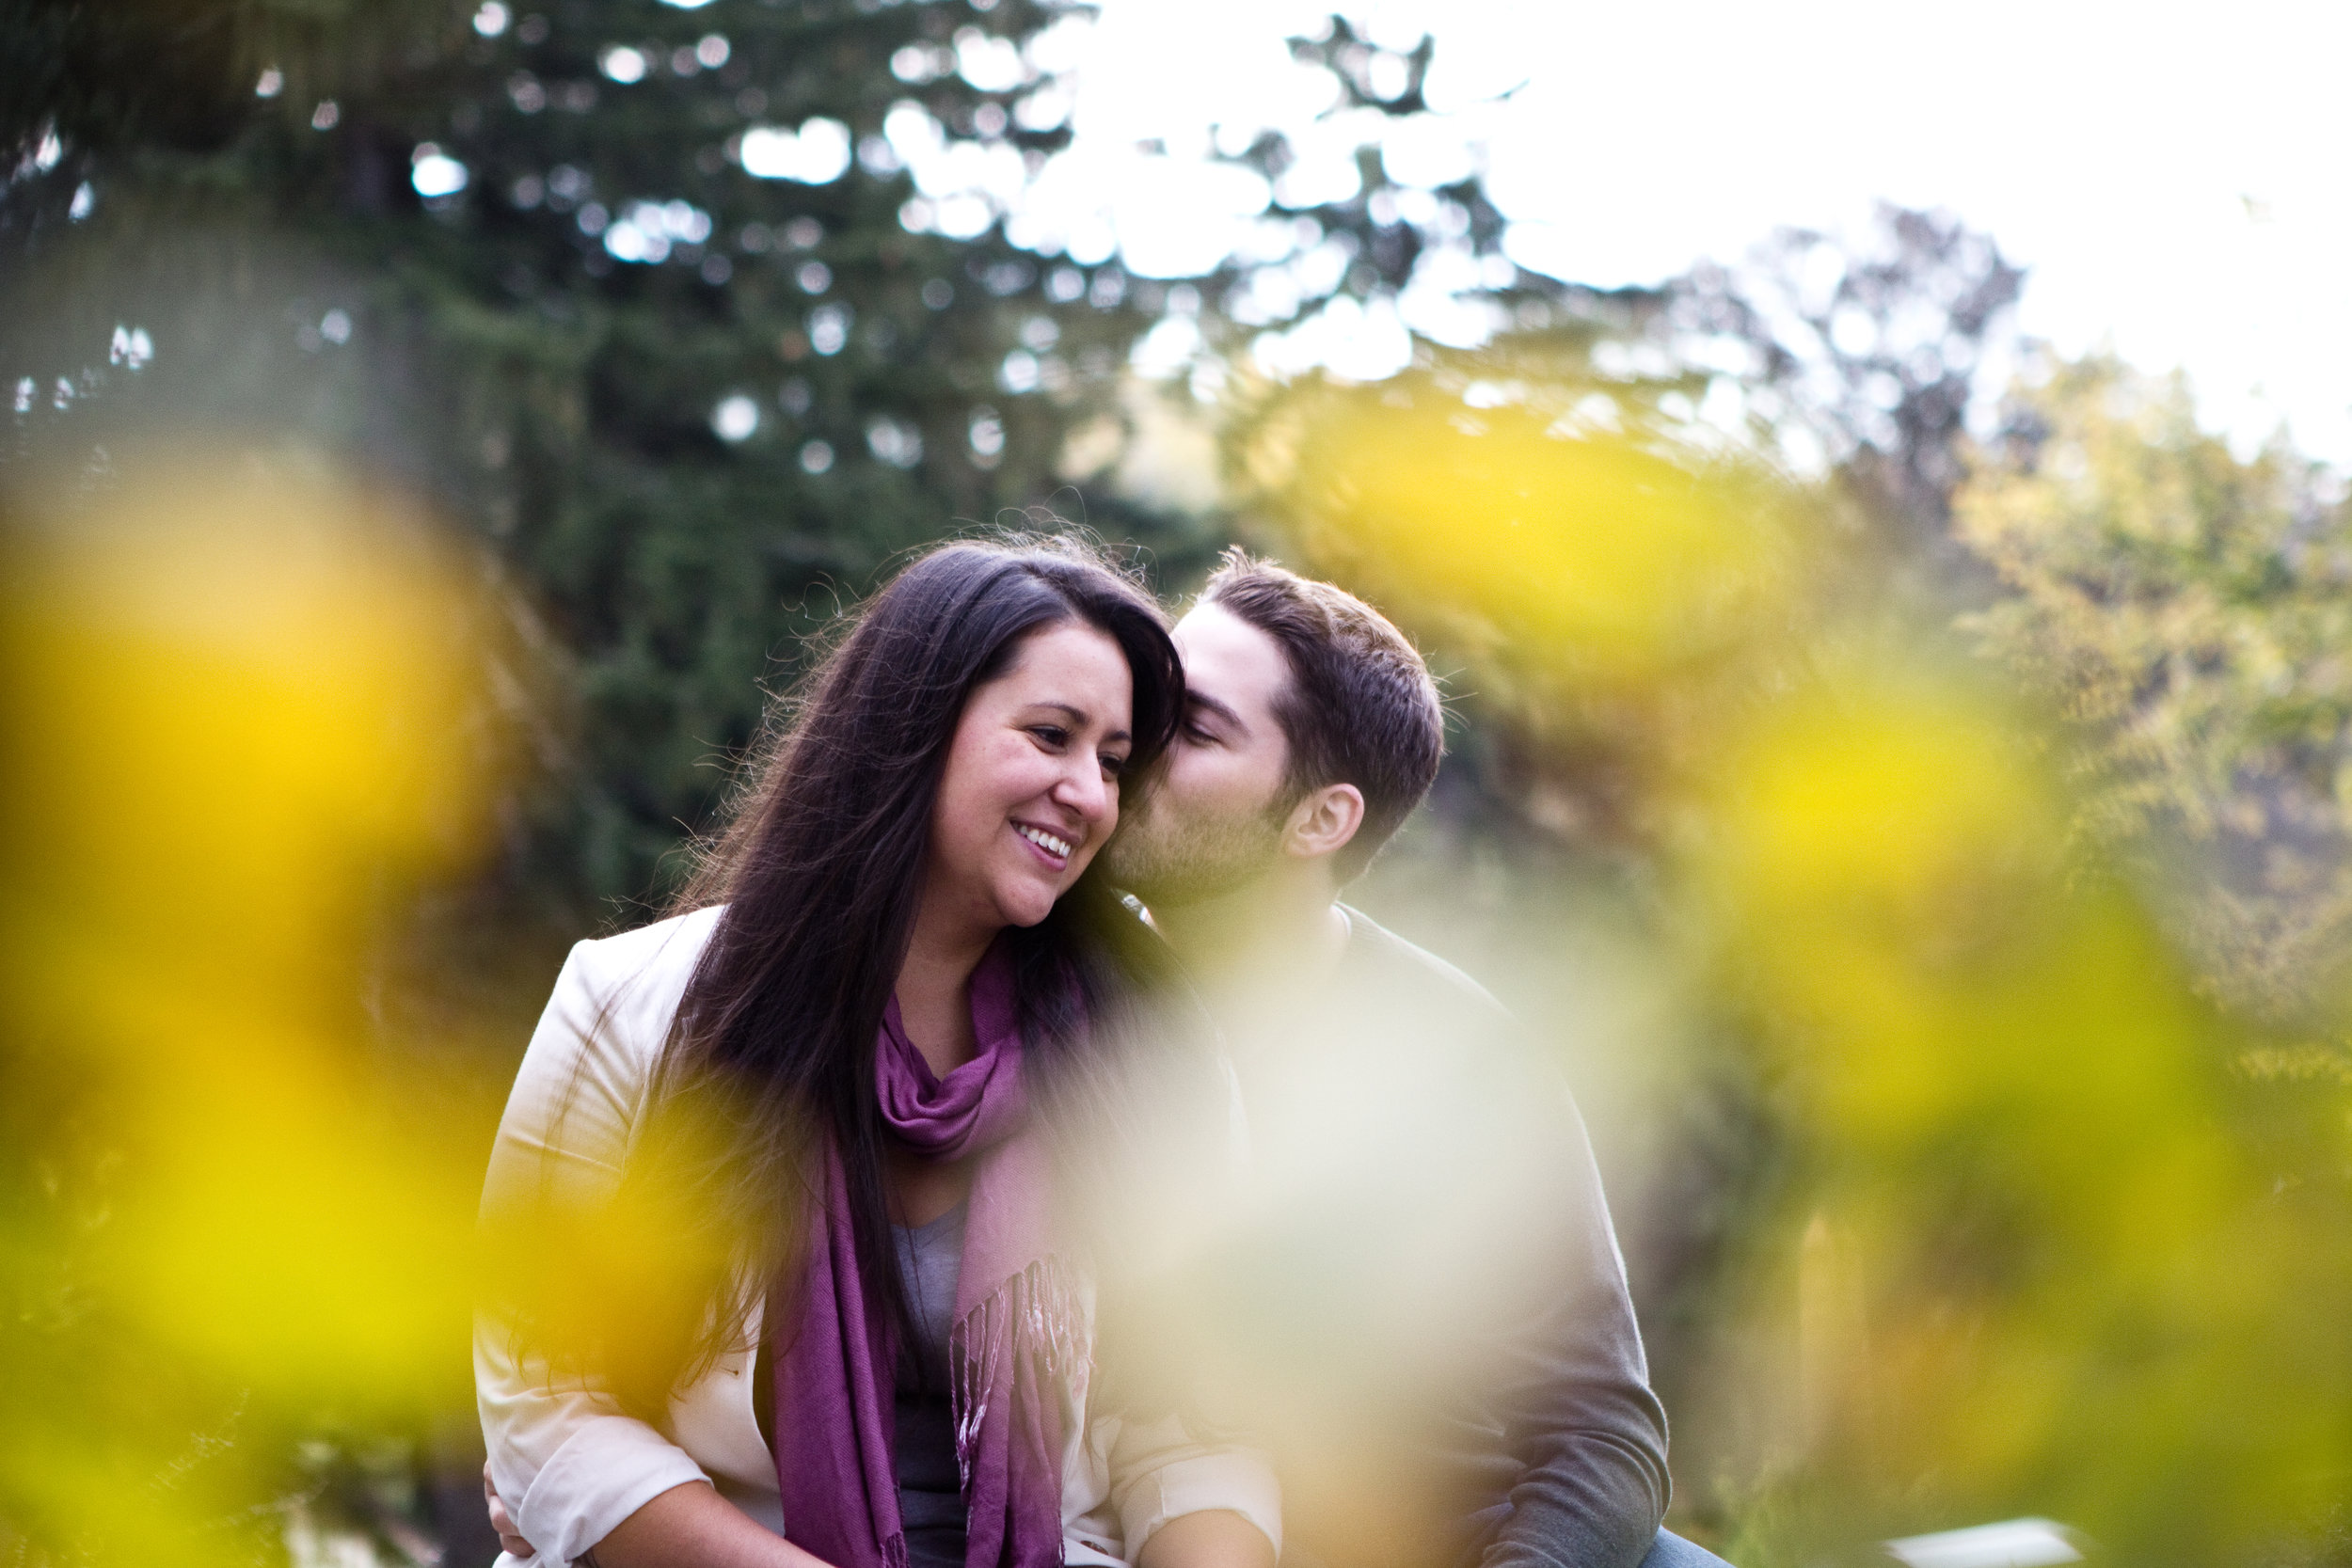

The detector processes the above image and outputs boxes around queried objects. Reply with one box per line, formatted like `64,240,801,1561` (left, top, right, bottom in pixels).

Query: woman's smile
1013,819,1076,867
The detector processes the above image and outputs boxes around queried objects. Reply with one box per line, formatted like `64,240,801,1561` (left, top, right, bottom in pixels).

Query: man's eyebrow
1036,701,1132,745
1185,690,1248,733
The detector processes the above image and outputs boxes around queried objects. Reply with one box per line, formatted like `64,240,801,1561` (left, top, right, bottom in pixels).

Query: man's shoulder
1334,904,1511,1022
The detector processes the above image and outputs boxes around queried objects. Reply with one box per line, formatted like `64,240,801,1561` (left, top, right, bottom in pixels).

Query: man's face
1104,601,1297,907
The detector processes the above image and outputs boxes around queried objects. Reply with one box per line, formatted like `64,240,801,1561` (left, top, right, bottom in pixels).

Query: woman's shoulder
548,904,727,1044
569,902,727,981
495,906,731,1175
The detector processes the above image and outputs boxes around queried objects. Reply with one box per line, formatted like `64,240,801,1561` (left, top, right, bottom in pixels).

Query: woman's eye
1100,753,1130,777
1182,721,1216,744
1030,725,1070,748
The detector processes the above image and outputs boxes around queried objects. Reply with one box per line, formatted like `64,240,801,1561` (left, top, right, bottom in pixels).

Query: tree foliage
1957,352,2352,1010
3,0,1202,920
1668,204,2026,554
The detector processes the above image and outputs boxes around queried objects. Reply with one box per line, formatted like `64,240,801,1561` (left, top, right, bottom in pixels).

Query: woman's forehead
988,621,1132,709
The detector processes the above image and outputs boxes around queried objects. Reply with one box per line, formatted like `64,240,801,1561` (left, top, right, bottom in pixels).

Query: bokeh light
0,451,509,1562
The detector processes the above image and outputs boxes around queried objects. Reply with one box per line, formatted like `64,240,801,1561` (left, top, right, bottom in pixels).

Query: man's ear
1281,782,1365,863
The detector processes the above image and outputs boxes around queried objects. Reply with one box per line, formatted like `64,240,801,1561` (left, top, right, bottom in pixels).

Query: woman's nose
1050,755,1113,821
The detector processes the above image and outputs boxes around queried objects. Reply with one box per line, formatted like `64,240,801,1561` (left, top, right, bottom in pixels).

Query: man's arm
1324,912,1670,1568
1468,1101,1670,1568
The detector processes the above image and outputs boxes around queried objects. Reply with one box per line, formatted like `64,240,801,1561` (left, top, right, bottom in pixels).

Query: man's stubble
1103,781,1291,910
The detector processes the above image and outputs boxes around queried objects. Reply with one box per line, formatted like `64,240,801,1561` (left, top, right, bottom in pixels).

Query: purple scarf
772,944,1080,1568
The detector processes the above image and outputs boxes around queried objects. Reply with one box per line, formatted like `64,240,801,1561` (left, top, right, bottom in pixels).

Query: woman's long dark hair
597,534,1185,1409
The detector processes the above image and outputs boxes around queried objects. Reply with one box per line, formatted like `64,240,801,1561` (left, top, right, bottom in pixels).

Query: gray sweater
1233,909,1672,1568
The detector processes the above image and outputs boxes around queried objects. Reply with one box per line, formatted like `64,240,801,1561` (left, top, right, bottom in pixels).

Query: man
1096,550,1725,1568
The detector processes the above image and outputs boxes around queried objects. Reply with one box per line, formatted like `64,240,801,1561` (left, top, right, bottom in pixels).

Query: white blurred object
1884,1518,2085,1568
710,395,759,443
739,119,853,183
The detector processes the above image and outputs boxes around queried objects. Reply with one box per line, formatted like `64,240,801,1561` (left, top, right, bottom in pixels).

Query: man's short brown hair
1199,548,1444,883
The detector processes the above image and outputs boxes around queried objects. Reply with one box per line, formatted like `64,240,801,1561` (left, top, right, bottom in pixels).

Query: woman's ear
1281,782,1366,863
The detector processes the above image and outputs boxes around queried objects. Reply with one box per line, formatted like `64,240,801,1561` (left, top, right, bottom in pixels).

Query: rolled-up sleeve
1105,1412,1282,1560
477,923,717,1564
478,1354,710,1562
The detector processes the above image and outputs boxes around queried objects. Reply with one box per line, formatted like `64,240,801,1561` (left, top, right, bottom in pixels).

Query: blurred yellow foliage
1229,372,1801,683
1696,663,2300,1534
1231,364,2352,1562
0,451,503,1561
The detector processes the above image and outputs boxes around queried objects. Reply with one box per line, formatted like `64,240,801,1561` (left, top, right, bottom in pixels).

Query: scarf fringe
947,1254,1088,1492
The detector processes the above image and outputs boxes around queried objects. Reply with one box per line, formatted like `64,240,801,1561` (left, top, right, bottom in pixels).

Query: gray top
896,1201,965,1386
894,1203,967,1568
1173,907,1670,1568
1334,909,1669,1568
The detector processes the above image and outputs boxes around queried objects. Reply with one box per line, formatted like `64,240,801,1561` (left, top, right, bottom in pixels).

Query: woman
477,538,1278,1568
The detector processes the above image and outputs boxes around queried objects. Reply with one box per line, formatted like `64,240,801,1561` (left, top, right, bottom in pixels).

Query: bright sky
1027,0,2352,464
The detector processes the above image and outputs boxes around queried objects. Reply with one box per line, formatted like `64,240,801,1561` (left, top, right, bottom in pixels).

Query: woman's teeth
1017,824,1073,859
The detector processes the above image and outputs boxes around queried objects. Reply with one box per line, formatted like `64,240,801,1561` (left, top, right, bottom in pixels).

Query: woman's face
922,620,1136,943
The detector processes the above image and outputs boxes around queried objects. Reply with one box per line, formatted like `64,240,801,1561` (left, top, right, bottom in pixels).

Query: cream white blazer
477,906,1280,1568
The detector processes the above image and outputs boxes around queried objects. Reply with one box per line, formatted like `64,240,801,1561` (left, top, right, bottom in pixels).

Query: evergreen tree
3,0,1200,920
